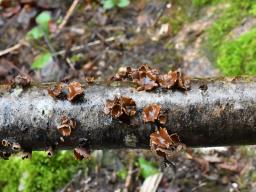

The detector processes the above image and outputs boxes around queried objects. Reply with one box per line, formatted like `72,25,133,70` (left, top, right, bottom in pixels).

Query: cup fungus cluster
57,115,76,137
150,128,183,159
5,75,31,90
14,75,31,88
1,139,21,152
142,104,184,159
74,147,90,160
142,104,167,125
48,81,84,101
0,139,29,160
104,96,136,120
111,64,190,91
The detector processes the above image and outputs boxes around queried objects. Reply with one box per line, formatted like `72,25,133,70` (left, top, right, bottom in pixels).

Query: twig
54,36,117,56
57,0,80,33
60,170,82,192
124,159,134,191
0,42,23,57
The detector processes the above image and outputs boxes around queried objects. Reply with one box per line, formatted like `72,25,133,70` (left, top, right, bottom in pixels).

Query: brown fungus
157,73,176,89
158,113,167,125
110,64,191,92
21,151,32,159
150,128,183,158
0,152,11,160
57,124,72,137
150,128,172,149
46,146,54,157
142,104,161,123
57,116,77,137
74,147,90,160
14,75,31,88
2,139,11,147
105,96,136,119
85,76,96,84
48,81,84,101
12,142,21,151
67,81,84,101
48,83,64,98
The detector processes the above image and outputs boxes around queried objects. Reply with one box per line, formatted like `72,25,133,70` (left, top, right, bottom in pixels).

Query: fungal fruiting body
48,81,84,101
105,96,136,119
110,64,191,91
57,115,77,137
150,128,183,159
74,147,90,160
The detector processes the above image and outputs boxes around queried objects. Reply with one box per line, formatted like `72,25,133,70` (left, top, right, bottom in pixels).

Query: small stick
0,43,22,57
124,160,134,191
54,36,116,56
57,0,80,33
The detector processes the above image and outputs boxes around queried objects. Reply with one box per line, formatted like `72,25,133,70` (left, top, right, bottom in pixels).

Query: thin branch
57,0,80,34
0,42,23,57
0,77,256,153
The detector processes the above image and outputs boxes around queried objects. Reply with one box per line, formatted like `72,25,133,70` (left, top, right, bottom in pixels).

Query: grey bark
1,77,256,152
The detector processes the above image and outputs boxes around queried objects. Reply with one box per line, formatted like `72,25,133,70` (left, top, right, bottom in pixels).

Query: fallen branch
0,77,256,153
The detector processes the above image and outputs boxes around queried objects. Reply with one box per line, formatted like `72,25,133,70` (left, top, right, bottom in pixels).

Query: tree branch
0,77,256,153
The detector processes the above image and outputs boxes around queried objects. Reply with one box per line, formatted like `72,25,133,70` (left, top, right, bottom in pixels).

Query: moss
217,28,256,75
192,0,218,8
0,151,89,192
204,0,256,75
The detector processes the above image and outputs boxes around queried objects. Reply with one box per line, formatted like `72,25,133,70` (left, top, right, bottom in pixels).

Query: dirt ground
1,0,256,191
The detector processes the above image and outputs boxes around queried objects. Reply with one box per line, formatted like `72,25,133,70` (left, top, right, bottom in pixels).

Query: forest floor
1,0,256,191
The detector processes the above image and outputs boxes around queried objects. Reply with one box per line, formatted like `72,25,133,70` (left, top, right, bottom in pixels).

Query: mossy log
1,77,256,152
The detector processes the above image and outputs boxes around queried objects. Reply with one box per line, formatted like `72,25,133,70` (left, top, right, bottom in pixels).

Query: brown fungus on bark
48,83,64,98
46,146,54,157
0,151,11,160
67,81,84,101
150,128,183,159
85,76,96,85
12,142,21,151
105,96,136,120
57,124,72,137
142,104,161,123
74,147,90,160
14,75,31,88
157,73,176,89
57,115,77,137
48,81,84,101
110,64,191,92
2,139,11,147
21,150,32,160
158,113,167,125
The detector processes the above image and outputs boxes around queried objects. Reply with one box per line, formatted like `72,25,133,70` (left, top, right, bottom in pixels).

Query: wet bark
1,77,256,152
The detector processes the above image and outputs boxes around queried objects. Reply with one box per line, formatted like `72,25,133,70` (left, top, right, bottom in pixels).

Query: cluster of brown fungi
111,64,191,91
0,65,187,160
48,81,84,101
105,65,187,160
0,138,31,160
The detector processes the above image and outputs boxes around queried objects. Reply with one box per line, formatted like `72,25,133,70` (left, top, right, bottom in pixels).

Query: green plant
137,157,159,179
31,52,53,69
0,151,88,192
217,28,256,75
204,0,256,75
26,11,52,40
103,0,130,10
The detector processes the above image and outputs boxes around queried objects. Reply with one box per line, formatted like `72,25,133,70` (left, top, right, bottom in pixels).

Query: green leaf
118,0,130,8
26,26,44,40
103,0,115,9
138,157,159,179
32,52,53,69
117,168,128,181
36,11,51,26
